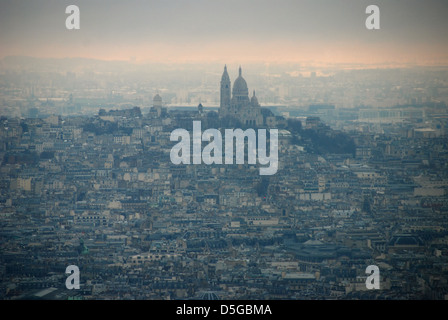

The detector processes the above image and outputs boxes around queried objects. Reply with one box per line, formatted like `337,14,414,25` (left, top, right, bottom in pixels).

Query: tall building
150,93,165,117
219,65,264,126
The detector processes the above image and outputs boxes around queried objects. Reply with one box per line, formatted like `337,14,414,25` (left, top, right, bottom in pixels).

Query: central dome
232,66,248,97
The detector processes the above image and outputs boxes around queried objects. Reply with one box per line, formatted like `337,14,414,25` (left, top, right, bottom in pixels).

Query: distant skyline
1,0,448,66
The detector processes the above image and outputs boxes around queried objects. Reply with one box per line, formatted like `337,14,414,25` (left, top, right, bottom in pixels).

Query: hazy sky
1,0,448,66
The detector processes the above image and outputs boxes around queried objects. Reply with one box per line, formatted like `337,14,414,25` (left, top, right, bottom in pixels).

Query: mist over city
1,0,448,304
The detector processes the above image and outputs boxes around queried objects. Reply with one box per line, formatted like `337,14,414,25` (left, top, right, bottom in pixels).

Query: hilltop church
218,65,264,127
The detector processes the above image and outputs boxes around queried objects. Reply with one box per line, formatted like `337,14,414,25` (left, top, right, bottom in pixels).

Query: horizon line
2,55,448,69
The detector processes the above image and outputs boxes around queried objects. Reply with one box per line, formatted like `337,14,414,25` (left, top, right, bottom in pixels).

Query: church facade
218,65,264,127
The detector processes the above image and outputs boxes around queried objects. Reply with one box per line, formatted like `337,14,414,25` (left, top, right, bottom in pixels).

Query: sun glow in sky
1,0,448,66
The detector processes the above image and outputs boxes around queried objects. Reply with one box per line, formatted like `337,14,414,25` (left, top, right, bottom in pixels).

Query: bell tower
220,65,231,114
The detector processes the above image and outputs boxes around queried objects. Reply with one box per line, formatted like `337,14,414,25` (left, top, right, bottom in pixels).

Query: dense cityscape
1,60,447,300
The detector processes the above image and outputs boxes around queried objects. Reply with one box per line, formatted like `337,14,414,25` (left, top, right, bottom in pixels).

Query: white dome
232,67,248,97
